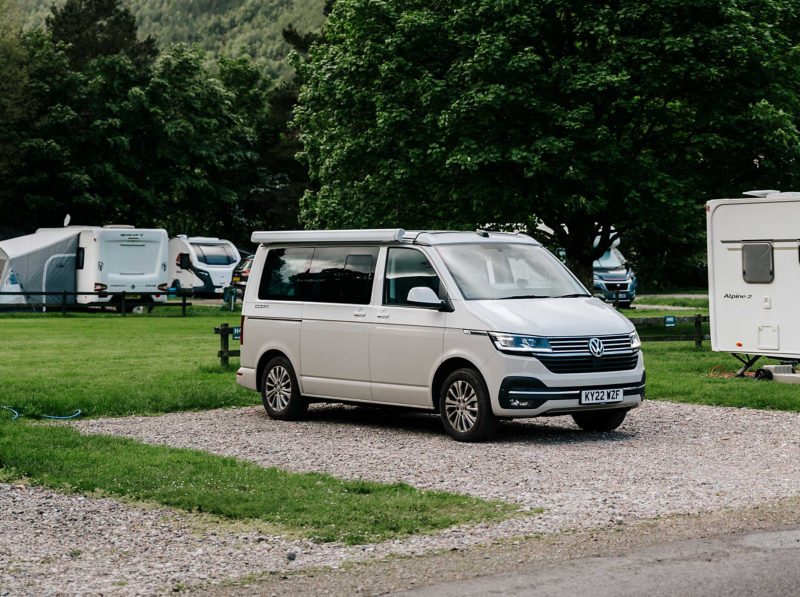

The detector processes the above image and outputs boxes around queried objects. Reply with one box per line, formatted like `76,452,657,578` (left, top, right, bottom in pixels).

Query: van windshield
192,243,237,266
594,248,626,270
435,243,588,300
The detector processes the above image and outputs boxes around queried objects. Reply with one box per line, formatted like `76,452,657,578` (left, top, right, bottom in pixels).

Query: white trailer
168,235,240,296
707,191,800,376
39,225,169,308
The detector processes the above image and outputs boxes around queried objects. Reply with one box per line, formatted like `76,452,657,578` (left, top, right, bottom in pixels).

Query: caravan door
43,253,76,304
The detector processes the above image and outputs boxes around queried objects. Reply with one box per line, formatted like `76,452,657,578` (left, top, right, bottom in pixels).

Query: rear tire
439,368,498,442
572,409,628,432
260,357,308,421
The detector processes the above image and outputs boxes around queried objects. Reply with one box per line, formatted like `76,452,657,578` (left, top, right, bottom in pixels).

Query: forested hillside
12,0,326,79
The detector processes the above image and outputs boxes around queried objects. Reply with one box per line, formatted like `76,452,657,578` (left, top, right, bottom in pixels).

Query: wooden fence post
220,322,229,367
182,294,187,317
62,290,67,316
121,293,127,316
694,314,703,348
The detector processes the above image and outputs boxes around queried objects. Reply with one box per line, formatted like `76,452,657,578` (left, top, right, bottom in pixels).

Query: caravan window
193,244,237,266
742,242,774,283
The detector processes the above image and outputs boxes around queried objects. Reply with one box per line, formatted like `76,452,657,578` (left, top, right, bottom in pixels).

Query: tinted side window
306,246,378,305
258,248,313,301
384,248,441,306
742,243,773,283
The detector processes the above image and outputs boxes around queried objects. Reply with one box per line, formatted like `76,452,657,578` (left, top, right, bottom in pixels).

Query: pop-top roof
250,229,539,246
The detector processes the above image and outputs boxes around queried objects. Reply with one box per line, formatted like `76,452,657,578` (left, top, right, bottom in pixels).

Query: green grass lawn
0,312,252,418
634,297,709,309
0,424,515,545
643,340,800,411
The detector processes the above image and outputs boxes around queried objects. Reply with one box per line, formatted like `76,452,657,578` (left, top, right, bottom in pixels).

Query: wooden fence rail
0,290,192,316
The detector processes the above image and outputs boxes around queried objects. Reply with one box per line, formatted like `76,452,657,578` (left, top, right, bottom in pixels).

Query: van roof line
251,229,540,246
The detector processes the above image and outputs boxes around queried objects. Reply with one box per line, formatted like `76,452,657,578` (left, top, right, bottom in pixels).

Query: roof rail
251,229,406,245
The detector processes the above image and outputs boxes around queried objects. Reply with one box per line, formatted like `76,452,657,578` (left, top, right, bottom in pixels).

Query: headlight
630,330,641,349
489,333,552,354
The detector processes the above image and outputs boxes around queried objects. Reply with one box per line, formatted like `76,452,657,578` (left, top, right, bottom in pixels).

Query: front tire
572,409,628,432
260,357,308,421
439,368,498,442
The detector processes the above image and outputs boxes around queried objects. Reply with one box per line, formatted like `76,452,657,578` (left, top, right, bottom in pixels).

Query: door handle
376,311,390,319
353,309,366,318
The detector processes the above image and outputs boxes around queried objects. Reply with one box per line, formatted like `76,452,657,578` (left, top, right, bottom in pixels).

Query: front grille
548,334,632,354
536,353,639,374
542,334,638,374
604,282,629,292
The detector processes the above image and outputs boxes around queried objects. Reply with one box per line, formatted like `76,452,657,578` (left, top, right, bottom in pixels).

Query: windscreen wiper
551,294,591,298
495,295,547,300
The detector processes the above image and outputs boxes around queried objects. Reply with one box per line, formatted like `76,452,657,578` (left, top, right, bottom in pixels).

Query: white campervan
707,191,800,374
36,225,169,309
237,230,645,442
169,235,240,296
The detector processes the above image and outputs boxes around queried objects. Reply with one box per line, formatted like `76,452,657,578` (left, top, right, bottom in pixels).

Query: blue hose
1,406,19,420
1,407,81,420
43,410,82,420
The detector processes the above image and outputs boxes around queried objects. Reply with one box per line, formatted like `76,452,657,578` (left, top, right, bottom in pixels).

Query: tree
294,0,800,287
0,39,274,243
46,0,158,71
0,0,34,179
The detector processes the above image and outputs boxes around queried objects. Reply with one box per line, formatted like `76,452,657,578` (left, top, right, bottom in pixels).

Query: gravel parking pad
76,401,800,525
4,401,800,594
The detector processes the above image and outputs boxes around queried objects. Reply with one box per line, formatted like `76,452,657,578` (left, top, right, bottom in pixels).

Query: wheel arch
431,356,484,412
256,349,292,392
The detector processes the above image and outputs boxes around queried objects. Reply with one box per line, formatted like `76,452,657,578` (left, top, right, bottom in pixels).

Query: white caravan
707,191,800,375
169,236,240,295
237,229,644,442
38,225,169,308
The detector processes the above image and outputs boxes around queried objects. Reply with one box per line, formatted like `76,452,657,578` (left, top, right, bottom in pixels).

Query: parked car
232,256,253,298
237,229,644,442
594,247,637,307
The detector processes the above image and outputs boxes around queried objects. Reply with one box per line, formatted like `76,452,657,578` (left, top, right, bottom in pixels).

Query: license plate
580,389,623,405
232,276,240,282
127,295,141,300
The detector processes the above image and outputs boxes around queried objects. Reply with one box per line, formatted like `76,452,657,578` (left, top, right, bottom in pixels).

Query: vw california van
237,230,645,442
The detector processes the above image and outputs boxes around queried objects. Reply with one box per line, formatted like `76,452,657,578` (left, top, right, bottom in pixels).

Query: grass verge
0,315,253,418
0,423,515,545
643,340,800,411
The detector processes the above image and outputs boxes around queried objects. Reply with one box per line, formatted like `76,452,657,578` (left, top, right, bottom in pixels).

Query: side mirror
179,254,191,270
407,286,445,309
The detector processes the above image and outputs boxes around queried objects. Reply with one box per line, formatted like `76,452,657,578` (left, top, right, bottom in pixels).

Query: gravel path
637,294,709,299
631,304,698,311
0,483,374,596
4,401,800,594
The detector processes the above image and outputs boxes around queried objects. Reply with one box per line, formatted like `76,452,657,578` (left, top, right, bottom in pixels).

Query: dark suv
232,256,253,298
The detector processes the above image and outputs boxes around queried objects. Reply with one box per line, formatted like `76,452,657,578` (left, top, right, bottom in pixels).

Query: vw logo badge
588,338,605,358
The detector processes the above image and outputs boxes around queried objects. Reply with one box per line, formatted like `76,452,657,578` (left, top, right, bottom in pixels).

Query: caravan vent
103,225,135,229
742,190,780,198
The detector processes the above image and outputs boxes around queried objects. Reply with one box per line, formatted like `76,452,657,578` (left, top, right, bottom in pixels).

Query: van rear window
258,248,313,301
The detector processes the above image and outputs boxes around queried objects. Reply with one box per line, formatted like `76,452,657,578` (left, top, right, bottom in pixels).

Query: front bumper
480,350,645,418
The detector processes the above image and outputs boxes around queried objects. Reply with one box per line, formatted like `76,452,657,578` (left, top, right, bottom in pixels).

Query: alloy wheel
445,380,478,432
265,366,291,410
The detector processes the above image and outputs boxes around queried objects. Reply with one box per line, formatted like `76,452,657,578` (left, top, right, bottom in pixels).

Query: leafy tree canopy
16,0,328,80
46,0,158,70
294,0,800,285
